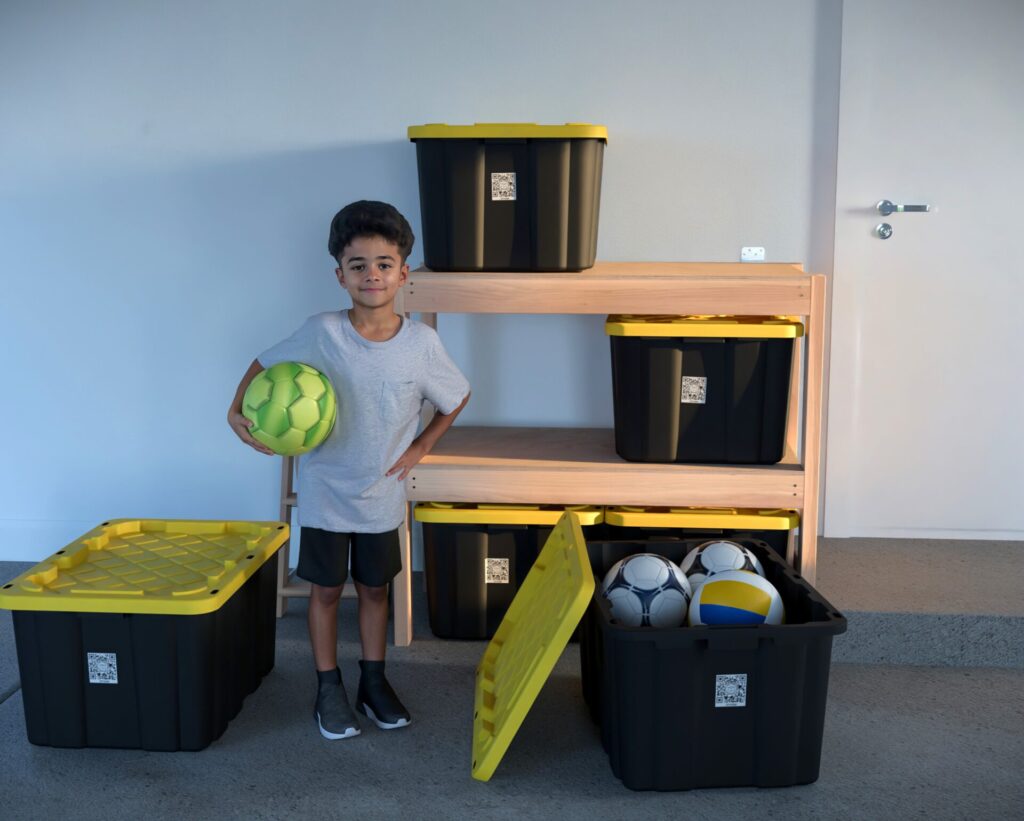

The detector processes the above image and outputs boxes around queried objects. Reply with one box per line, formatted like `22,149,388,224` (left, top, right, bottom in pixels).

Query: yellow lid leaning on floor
415,502,603,527
472,511,595,782
0,519,289,616
409,123,608,141
605,314,804,339
604,506,800,530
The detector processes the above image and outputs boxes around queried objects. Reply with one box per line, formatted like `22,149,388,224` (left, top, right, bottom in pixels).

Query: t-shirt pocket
380,380,419,425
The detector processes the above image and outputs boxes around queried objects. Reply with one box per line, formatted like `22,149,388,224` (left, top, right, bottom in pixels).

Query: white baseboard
824,526,1024,541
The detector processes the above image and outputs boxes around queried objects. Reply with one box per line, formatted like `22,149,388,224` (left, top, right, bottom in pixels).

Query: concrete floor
1,541,1023,820
817,538,1024,669
816,536,1024,616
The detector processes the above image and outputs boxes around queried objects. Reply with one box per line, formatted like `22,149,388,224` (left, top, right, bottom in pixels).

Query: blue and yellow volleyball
687,570,785,626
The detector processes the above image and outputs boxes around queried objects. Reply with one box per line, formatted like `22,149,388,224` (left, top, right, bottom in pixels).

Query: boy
227,201,470,740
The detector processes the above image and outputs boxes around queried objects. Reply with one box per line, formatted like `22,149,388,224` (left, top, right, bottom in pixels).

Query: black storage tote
578,536,846,790
607,315,802,464
408,123,606,271
415,502,604,639
0,519,287,751
603,505,799,557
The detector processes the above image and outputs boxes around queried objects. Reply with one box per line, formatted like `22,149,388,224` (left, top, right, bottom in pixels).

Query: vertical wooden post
417,312,438,595
276,455,295,617
800,274,827,585
388,287,416,645
783,335,804,464
393,506,413,647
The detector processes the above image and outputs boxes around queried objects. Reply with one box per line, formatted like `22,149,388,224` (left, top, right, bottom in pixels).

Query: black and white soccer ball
601,553,692,627
679,540,765,592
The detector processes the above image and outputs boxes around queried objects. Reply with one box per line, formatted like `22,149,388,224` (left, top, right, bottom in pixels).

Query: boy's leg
309,582,344,670
351,529,410,729
354,581,388,661
298,527,360,740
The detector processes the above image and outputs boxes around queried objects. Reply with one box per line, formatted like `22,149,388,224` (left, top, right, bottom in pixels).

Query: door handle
876,199,930,216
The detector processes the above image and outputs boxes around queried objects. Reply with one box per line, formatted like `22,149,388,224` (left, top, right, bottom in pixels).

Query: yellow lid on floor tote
605,315,804,339
0,519,289,616
472,511,595,782
414,502,604,527
604,506,800,530
409,123,608,141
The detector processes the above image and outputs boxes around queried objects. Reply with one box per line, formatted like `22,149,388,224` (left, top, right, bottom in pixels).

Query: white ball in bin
601,553,692,628
679,539,765,592
688,569,785,626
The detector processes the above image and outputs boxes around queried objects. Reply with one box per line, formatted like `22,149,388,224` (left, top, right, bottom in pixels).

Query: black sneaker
356,660,411,730
314,671,360,740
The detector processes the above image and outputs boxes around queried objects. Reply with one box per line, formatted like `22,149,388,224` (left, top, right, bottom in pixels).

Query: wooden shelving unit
405,262,815,316
406,427,805,508
277,261,827,647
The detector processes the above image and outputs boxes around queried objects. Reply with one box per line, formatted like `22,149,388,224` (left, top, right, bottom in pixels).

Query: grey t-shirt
257,311,469,533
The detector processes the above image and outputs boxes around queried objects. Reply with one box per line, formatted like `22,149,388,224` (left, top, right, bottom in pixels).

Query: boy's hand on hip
227,409,275,456
386,441,428,481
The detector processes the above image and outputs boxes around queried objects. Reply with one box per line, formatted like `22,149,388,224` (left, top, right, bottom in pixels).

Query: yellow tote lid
409,123,608,141
415,502,603,526
0,519,289,616
604,506,800,531
605,314,804,339
472,511,595,781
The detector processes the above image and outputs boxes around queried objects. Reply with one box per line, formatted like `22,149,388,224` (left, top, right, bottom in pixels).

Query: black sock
359,659,385,676
317,667,341,686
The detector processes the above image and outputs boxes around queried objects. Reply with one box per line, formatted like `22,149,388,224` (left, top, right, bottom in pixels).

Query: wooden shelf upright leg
785,325,804,565
276,455,296,617
411,312,440,596
783,334,804,465
385,292,424,646
799,274,827,585
393,506,413,647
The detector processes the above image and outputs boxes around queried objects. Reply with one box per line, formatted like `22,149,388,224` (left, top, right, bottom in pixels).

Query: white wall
0,0,842,561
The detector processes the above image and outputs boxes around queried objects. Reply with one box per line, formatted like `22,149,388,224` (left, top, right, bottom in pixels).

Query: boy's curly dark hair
328,200,415,263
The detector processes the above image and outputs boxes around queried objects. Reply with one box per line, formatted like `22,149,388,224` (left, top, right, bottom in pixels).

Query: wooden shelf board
405,262,813,315
407,427,804,508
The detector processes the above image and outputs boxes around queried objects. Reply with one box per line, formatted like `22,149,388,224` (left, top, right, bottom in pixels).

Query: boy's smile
336,235,409,311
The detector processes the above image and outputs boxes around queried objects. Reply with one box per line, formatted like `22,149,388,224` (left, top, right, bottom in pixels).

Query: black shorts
297,526,402,588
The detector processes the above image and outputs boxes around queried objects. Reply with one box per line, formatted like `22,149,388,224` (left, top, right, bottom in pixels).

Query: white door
827,0,1024,538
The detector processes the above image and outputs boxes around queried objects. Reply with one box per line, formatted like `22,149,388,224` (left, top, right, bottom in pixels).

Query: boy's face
335,235,409,311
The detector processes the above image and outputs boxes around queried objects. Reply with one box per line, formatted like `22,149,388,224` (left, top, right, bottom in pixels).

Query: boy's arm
227,358,275,455
386,392,470,481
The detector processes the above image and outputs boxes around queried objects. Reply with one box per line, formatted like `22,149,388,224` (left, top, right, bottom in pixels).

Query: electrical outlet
741,246,765,262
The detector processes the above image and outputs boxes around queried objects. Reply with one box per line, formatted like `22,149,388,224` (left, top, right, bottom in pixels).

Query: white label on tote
485,558,510,584
491,172,517,201
87,652,119,684
715,673,747,708
681,375,707,404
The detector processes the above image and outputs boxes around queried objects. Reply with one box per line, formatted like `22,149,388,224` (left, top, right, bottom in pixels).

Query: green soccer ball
242,362,337,455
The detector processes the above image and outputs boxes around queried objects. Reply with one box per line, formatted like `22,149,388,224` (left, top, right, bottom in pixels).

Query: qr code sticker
87,652,118,685
491,172,517,201
681,375,707,404
485,558,510,584
715,673,747,708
